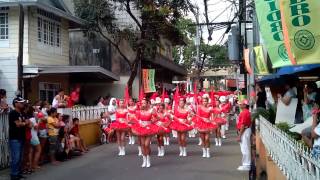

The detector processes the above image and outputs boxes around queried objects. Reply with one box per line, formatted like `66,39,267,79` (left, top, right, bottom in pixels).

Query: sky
188,0,237,45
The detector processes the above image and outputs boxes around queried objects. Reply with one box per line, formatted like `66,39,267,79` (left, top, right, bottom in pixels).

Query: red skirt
214,117,227,125
131,123,159,136
110,121,130,131
195,120,218,132
169,121,193,132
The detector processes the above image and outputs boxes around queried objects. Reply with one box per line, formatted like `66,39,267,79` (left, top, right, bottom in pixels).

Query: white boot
198,138,202,146
146,155,151,168
157,147,161,157
166,137,170,145
218,138,222,146
131,136,135,145
202,148,206,158
121,147,125,156
118,146,122,156
206,148,210,158
215,138,218,146
128,137,132,145
138,146,142,156
164,137,167,145
141,156,147,167
179,146,183,156
182,147,187,157
161,146,165,156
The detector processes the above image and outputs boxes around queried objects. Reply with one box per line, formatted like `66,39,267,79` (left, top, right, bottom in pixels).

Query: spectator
25,106,41,171
100,112,111,144
67,86,80,108
256,84,267,109
8,97,28,180
47,108,60,165
70,118,88,152
39,101,50,117
303,82,318,121
32,100,42,113
108,98,117,123
37,112,48,165
22,104,32,175
311,96,320,159
0,89,9,113
52,89,68,108
277,80,297,106
97,96,106,107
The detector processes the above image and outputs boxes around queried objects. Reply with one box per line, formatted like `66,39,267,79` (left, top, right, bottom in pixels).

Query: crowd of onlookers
1,87,89,180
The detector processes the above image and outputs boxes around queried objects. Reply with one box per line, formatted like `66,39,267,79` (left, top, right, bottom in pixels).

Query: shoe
138,146,142,156
118,146,122,156
237,166,250,171
146,155,151,168
166,138,170,145
206,148,210,158
215,138,218,146
164,138,167,145
182,147,187,157
218,139,222,146
161,146,165,156
179,146,183,156
141,156,147,168
202,148,206,158
131,137,135,145
198,138,202,146
121,147,125,156
222,135,226,139
157,147,161,157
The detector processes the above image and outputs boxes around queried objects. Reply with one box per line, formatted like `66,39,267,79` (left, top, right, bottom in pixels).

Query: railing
0,113,9,170
259,117,320,180
71,106,108,121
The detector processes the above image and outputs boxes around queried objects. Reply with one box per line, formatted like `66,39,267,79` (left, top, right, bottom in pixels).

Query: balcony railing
259,117,320,180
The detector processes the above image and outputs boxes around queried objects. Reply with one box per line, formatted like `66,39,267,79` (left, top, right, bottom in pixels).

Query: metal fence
0,113,9,170
259,117,320,180
71,106,108,121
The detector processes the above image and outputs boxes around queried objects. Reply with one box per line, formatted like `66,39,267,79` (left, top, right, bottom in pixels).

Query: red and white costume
194,106,218,132
131,109,159,136
110,109,130,130
127,106,138,125
212,108,227,125
170,108,193,132
155,111,171,134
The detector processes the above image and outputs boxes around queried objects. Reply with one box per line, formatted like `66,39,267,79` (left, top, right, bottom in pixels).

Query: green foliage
276,122,301,141
252,105,277,124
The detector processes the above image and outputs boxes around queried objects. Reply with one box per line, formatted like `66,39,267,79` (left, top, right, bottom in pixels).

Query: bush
276,122,301,141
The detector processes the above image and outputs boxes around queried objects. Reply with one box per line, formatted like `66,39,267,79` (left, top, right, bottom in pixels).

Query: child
100,112,112,144
70,118,89,152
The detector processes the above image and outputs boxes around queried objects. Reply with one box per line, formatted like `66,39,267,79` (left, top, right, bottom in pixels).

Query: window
39,82,61,103
37,9,61,48
0,12,8,40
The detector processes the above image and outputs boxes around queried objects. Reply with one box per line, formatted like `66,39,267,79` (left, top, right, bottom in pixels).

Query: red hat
238,99,249,105
37,112,44,119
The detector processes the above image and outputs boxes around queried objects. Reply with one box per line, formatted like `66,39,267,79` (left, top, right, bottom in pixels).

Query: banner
254,46,269,75
254,0,292,68
142,69,156,93
244,49,253,74
279,0,320,65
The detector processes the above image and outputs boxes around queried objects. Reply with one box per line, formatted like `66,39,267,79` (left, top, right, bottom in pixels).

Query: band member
219,96,230,139
195,96,218,158
170,97,193,157
127,99,137,145
155,103,171,156
131,99,158,168
213,100,227,147
236,99,252,171
110,100,130,156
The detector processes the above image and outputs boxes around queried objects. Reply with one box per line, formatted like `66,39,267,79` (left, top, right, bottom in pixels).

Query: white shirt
30,117,39,140
108,105,116,122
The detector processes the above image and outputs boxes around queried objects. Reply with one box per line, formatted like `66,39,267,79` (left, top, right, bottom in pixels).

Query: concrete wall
79,119,100,146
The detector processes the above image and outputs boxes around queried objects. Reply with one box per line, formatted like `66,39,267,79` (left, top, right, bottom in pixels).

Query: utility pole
194,6,201,90
17,3,24,93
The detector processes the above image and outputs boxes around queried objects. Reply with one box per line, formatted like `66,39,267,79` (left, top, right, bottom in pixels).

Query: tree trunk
127,47,143,96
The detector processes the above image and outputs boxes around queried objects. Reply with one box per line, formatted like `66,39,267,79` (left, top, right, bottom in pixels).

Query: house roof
0,0,84,27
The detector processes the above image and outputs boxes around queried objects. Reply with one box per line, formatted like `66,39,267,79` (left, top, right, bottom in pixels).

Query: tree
74,0,194,94
173,18,229,74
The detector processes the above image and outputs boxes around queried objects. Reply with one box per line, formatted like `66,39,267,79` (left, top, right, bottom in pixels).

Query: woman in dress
213,99,227,146
155,103,171,156
195,96,218,158
170,97,193,157
110,100,130,156
131,99,158,168
127,99,137,145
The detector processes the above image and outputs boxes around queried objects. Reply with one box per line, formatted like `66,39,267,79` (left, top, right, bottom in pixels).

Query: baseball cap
13,97,26,104
238,99,249,105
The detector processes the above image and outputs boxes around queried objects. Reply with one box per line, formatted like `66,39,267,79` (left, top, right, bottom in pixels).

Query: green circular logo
294,30,315,50
278,44,289,61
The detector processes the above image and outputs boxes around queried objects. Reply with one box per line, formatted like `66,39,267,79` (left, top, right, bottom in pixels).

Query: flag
279,0,320,65
254,46,269,75
142,69,156,93
244,48,253,74
254,0,292,67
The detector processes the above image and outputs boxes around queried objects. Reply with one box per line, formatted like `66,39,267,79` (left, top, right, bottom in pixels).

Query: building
0,0,119,104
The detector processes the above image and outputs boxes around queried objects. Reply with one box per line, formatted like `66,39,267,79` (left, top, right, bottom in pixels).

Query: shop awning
144,55,188,76
23,65,119,81
277,64,320,76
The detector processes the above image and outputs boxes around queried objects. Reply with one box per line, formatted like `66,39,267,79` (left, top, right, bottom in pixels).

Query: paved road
1,125,248,180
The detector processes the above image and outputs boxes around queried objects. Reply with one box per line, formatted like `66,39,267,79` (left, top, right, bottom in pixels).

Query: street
0,125,248,180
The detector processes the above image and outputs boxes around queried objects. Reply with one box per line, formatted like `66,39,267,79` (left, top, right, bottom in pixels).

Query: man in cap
236,99,252,171
9,97,28,180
